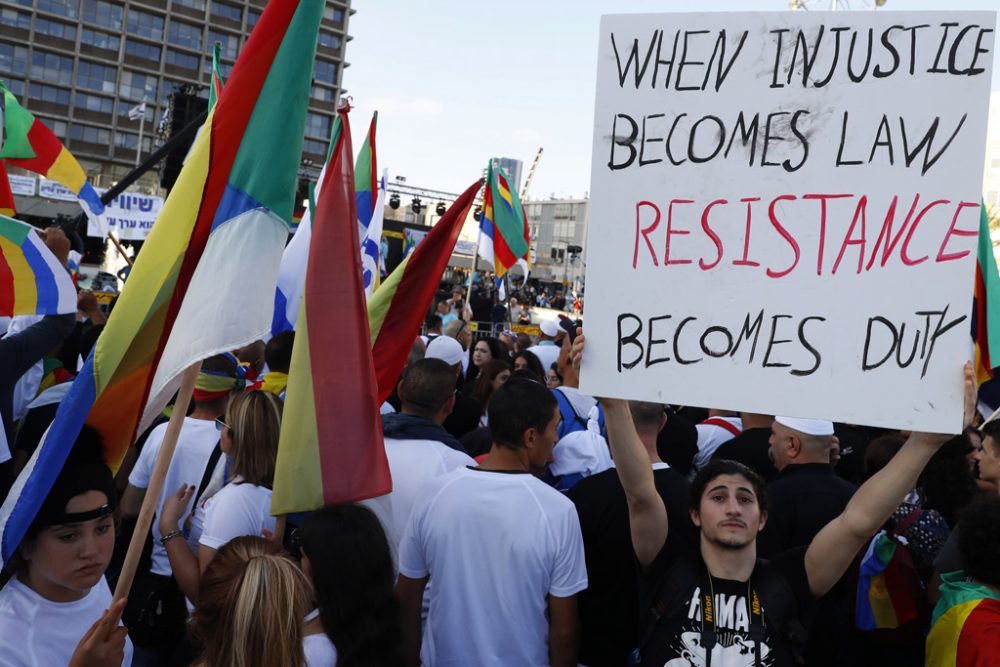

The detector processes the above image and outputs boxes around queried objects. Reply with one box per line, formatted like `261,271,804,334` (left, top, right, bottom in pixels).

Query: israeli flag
361,170,387,296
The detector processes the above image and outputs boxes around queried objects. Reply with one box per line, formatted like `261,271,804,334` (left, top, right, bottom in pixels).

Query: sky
344,0,999,200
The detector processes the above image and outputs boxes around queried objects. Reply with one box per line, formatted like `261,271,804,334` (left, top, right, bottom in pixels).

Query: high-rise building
1,0,352,217
496,156,523,195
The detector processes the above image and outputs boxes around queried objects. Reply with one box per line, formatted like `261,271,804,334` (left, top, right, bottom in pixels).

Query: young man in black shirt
571,332,974,667
568,400,695,666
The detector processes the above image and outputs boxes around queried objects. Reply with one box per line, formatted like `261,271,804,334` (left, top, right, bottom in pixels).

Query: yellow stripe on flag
0,235,38,313
48,148,88,192
92,108,215,395
271,301,323,515
367,254,409,345
926,600,981,666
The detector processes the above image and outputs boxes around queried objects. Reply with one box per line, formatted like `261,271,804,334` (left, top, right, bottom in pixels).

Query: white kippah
425,336,465,366
539,319,560,337
774,416,834,436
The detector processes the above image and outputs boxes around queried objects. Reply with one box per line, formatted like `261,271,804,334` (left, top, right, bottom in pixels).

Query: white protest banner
581,12,995,433
88,190,164,241
8,174,36,196
38,178,76,201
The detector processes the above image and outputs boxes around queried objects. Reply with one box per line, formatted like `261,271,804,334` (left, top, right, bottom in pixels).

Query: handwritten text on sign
580,12,995,432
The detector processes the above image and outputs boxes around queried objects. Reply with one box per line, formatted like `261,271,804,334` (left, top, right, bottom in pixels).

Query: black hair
300,505,403,667
511,350,545,383
862,434,906,479
487,378,557,450
265,331,295,374
690,459,770,514
920,435,979,528
471,359,512,409
424,313,442,331
958,495,1000,588
981,421,1000,452
23,426,116,542
466,337,506,386
399,358,457,418
472,336,505,363
201,352,238,377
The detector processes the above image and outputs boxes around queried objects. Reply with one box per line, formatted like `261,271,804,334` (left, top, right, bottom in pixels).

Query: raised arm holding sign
571,330,976,666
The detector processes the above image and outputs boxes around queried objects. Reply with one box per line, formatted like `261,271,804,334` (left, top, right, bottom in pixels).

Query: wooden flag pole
113,361,201,603
108,231,134,267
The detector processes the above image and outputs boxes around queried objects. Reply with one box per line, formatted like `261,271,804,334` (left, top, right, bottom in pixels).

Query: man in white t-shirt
121,355,240,578
397,378,588,667
381,358,475,548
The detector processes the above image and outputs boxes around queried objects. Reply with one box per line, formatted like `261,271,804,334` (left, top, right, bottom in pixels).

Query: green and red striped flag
368,181,479,404
271,105,392,514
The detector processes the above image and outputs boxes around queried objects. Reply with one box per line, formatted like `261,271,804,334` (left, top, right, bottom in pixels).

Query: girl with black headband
0,427,133,666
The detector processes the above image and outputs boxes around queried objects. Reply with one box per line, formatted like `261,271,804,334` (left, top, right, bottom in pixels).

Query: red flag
0,161,16,217
368,181,480,403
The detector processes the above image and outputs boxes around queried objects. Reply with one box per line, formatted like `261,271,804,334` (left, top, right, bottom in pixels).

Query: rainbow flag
0,82,104,224
272,105,390,514
368,181,479,404
0,0,322,568
973,204,1000,386
0,161,15,217
926,572,1000,665
854,532,920,630
477,159,530,278
355,111,378,236
0,215,76,317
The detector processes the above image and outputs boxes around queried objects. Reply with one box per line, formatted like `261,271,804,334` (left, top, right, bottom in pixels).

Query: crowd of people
1,237,999,667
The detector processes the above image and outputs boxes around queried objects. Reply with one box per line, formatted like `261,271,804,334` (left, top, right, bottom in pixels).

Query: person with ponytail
191,536,309,667
298,505,403,667
159,389,283,603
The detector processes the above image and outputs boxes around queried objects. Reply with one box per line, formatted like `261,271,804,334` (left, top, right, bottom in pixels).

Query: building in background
0,0,352,222
523,197,588,290
495,156,523,195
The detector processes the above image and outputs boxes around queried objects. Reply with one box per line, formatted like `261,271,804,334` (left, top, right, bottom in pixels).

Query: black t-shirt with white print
638,544,813,667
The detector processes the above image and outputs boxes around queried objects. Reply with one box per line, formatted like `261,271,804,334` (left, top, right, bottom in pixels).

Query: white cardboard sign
581,11,996,433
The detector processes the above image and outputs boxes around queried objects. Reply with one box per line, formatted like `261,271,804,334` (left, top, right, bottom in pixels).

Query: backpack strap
553,388,587,433
194,441,224,506
633,555,699,663
753,559,808,665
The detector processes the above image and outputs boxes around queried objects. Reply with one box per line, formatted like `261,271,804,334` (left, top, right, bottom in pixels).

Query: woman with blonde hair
192,536,309,667
159,389,284,603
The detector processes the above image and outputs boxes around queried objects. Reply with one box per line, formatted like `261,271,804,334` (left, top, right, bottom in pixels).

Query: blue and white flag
361,169,386,296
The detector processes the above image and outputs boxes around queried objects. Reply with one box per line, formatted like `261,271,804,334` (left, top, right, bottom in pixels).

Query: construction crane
520,147,543,201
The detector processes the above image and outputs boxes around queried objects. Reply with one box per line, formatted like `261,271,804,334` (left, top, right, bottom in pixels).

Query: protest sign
580,11,996,432
87,190,164,241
